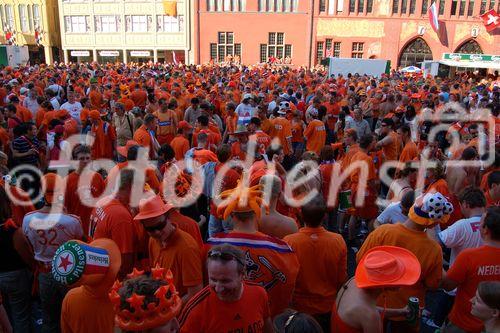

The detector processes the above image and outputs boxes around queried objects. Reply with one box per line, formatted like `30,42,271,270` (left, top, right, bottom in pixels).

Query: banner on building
480,9,499,32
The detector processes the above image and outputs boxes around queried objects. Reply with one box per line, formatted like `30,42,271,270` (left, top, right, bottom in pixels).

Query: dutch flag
428,1,439,33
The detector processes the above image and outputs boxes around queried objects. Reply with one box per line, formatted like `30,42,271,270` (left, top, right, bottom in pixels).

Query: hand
400,305,411,317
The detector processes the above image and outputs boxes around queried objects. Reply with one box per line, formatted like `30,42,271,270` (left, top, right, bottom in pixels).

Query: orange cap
134,195,174,221
117,140,139,158
356,246,421,289
42,173,64,204
178,121,192,131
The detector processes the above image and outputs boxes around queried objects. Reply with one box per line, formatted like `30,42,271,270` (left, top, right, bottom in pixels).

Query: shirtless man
258,174,298,239
447,147,480,194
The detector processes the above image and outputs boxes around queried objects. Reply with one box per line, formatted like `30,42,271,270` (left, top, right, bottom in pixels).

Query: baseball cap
178,120,193,130
243,93,253,101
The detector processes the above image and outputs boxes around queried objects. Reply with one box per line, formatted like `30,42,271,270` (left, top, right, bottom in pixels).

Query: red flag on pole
428,1,439,33
480,9,500,32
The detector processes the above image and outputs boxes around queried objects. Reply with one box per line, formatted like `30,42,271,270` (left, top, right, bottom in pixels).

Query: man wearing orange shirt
170,121,192,161
89,110,116,160
10,96,32,122
133,113,159,159
357,192,453,332
304,111,326,155
376,118,401,162
154,101,178,145
179,244,274,333
485,171,500,207
88,81,104,110
130,84,147,109
134,195,203,303
441,207,500,333
90,170,137,279
64,145,105,235
284,195,347,332
270,106,293,158
398,124,418,163
192,115,221,151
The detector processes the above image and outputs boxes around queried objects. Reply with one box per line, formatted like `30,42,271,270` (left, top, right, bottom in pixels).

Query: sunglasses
143,218,167,233
207,250,245,267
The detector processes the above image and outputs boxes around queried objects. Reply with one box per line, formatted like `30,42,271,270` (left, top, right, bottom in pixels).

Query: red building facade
195,0,499,68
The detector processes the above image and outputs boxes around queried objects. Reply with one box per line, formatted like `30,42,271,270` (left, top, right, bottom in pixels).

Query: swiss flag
480,9,500,32
325,47,333,57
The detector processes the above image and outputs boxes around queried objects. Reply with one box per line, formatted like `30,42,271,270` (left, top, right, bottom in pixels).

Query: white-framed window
33,4,42,29
95,15,119,32
5,5,14,30
64,16,89,33
157,15,184,32
125,15,151,32
27,5,33,31
19,5,29,32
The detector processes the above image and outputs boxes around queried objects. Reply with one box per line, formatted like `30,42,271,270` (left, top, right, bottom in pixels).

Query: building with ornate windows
0,0,61,63
57,0,192,63
313,0,499,68
196,0,311,65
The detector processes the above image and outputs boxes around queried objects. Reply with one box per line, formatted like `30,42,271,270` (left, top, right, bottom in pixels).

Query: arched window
455,39,483,54
398,38,433,68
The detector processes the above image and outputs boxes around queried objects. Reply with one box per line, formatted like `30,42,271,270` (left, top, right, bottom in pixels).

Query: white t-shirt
50,97,60,111
60,101,83,123
438,215,483,265
235,103,256,125
22,211,83,263
376,202,407,225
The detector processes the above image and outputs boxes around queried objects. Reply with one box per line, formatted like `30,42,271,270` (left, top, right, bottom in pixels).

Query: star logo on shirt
234,313,242,321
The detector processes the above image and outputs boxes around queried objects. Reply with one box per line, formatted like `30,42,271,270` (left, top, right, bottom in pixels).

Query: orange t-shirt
133,125,152,150
90,199,137,254
64,171,105,235
304,119,326,155
207,231,299,317
249,130,272,155
149,227,203,297
350,150,377,193
130,89,147,108
61,286,115,333
16,104,32,122
447,246,500,333
357,224,442,317
270,117,292,155
399,141,419,163
168,209,203,249
193,128,221,152
291,121,304,143
382,131,401,161
91,121,116,160
284,227,347,314
179,283,270,333
170,135,190,161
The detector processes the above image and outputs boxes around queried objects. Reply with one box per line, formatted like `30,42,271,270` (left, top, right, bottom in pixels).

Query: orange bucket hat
134,195,174,221
356,246,421,289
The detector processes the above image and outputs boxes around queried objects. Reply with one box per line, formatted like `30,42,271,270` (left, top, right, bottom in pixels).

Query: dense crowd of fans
0,62,498,333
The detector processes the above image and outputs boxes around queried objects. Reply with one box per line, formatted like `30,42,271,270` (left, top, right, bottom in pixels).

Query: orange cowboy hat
356,246,421,289
117,140,139,158
134,195,174,221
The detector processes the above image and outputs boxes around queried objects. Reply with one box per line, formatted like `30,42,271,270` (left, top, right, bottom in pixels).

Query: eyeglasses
207,250,245,267
143,218,167,233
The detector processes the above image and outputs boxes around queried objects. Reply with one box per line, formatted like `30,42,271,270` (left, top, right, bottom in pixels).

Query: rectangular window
291,0,299,12
351,42,364,58
269,32,276,44
337,0,344,11
401,0,408,13
157,15,182,32
276,0,283,11
451,0,458,14
5,5,14,29
333,42,341,57
218,45,225,62
316,42,324,64
95,15,119,32
136,15,148,32
326,38,333,51
320,0,326,11
227,32,234,44
328,0,336,14
409,0,416,13
349,0,356,12
235,43,241,57
219,32,226,44
480,0,486,13
367,0,373,12
489,0,495,9
358,0,364,12
19,5,29,32
28,5,33,32
421,0,428,14
64,16,88,33
468,0,474,15
285,44,292,58
33,4,41,29
393,0,399,13
277,32,284,45
260,44,267,63
258,0,265,11
284,0,291,11
439,0,445,14
459,0,466,14
210,43,217,60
